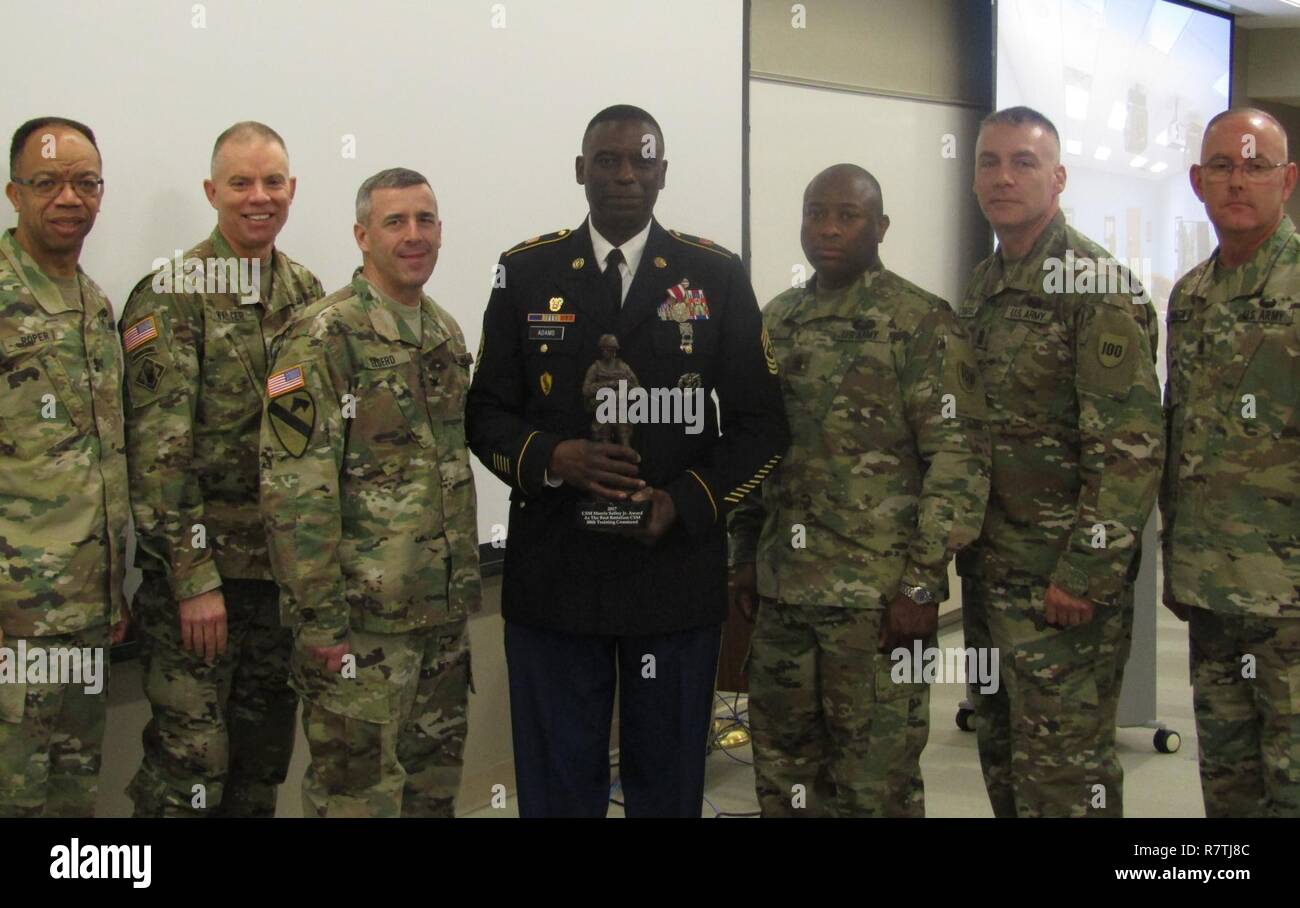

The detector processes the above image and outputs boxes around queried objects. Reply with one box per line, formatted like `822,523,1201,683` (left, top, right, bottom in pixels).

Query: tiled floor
98,600,1203,818
463,602,1202,818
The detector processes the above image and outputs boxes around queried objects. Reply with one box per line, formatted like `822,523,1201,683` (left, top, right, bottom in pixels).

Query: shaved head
801,162,890,289
210,120,289,176
1202,107,1290,163
805,163,883,211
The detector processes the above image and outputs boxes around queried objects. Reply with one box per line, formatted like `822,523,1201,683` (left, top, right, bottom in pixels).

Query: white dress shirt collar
588,216,653,279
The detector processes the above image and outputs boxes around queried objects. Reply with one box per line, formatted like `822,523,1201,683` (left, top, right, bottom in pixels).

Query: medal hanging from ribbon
658,279,710,354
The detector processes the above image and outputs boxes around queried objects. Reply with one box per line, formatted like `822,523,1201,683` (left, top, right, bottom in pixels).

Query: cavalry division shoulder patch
267,389,316,458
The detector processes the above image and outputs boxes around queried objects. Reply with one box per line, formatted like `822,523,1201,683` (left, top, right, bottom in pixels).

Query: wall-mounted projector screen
996,0,1232,330
0,0,745,548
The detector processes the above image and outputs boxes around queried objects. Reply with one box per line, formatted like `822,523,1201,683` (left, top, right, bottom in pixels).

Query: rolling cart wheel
956,707,976,732
1153,728,1181,754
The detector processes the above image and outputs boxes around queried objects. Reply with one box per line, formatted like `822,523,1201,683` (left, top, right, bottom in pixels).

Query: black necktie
604,248,625,321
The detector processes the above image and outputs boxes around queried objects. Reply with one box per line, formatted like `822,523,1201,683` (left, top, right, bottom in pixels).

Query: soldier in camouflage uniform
957,107,1164,818
729,164,991,817
119,122,323,817
1162,108,1300,817
0,118,130,817
260,168,480,818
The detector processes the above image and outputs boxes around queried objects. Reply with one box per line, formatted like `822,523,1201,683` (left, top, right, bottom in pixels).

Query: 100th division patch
1098,332,1128,368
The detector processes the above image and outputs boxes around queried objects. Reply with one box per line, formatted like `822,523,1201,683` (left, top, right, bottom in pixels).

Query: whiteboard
748,79,987,311
0,0,745,545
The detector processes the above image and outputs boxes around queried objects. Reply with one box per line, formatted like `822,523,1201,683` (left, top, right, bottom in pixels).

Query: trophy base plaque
577,497,651,531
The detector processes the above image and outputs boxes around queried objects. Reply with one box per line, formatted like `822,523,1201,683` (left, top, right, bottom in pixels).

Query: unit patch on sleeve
268,390,316,458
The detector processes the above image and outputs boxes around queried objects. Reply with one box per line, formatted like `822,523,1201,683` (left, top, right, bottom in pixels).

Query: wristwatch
899,583,935,605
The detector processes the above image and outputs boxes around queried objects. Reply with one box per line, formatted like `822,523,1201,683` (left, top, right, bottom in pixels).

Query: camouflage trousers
748,599,931,817
295,621,470,818
961,577,1132,817
0,623,110,817
128,574,297,817
1189,608,1300,818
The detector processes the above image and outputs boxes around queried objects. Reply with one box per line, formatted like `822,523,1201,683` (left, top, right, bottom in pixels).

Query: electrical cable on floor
705,690,759,816
710,689,753,766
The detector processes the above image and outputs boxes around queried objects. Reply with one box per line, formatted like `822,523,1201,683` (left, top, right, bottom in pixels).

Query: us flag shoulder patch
267,364,305,398
122,316,159,353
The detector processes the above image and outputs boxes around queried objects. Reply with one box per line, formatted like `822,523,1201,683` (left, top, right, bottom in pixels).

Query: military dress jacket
467,219,790,636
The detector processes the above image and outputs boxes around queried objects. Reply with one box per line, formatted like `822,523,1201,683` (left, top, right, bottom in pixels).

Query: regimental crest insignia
549,296,564,312
540,371,553,396
268,390,316,458
1098,332,1127,368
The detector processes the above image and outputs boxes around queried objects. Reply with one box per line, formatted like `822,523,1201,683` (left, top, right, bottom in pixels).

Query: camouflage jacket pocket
0,343,84,458
1225,318,1299,434
353,354,433,459
0,536,105,636
290,630,420,723
0,679,25,724
425,344,472,422
775,325,863,437
1006,320,1074,422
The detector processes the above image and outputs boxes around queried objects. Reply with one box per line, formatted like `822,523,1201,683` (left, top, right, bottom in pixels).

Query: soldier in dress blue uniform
466,104,789,817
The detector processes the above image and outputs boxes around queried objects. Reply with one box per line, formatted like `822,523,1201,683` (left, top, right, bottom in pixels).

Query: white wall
749,79,987,308
0,0,745,544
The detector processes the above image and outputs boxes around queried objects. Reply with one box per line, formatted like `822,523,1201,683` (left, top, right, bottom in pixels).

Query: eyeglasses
1200,158,1288,184
11,175,105,198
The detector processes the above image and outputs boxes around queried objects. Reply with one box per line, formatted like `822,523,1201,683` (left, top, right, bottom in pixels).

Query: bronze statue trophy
577,334,651,531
